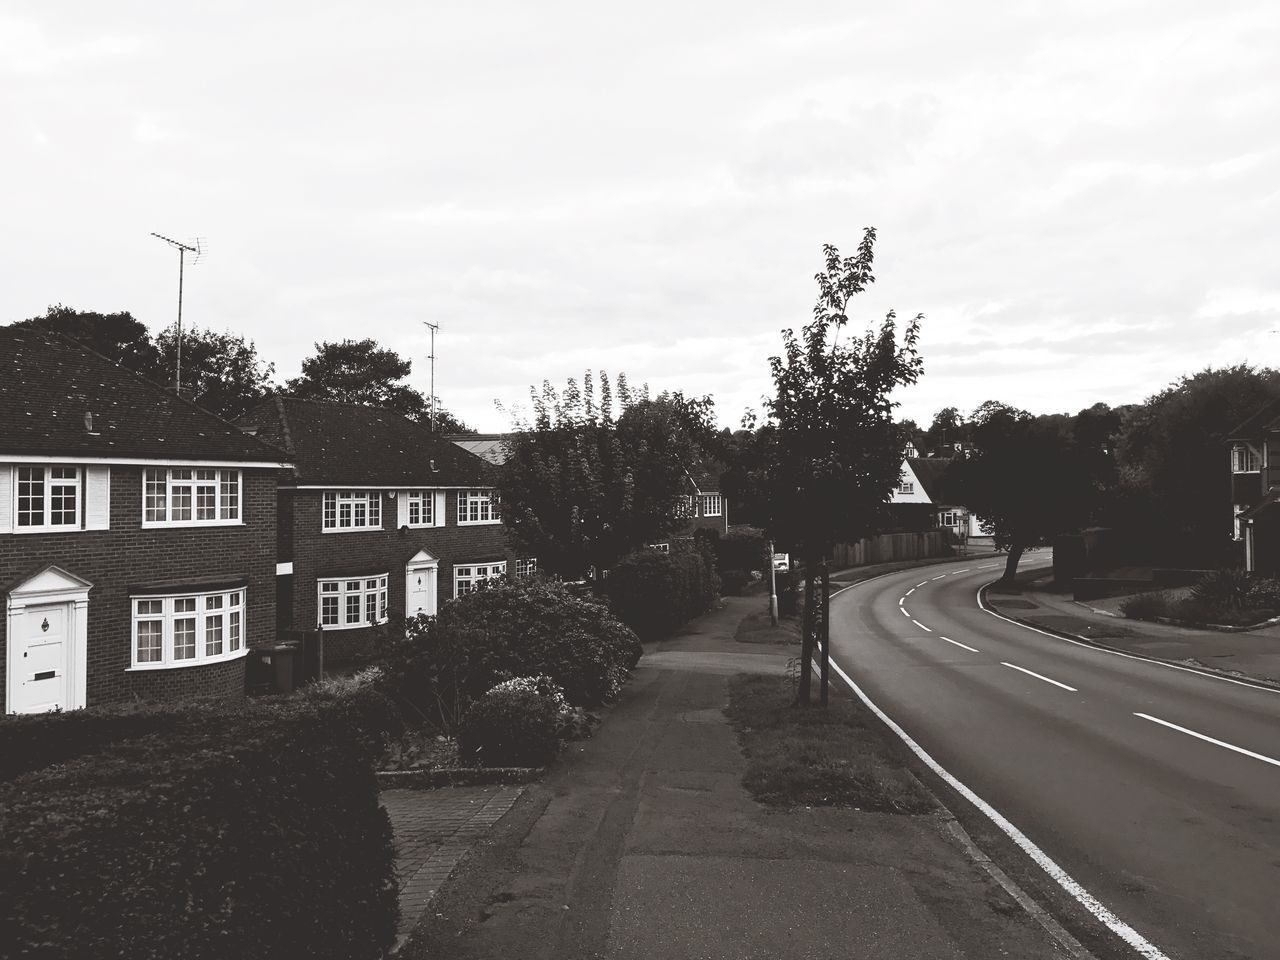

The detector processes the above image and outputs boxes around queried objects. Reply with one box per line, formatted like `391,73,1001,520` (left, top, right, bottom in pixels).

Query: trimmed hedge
458,685,561,767
0,695,399,960
606,541,720,641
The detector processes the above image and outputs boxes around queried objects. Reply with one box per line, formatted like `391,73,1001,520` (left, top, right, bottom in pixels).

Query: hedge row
606,541,720,641
0,689,400,960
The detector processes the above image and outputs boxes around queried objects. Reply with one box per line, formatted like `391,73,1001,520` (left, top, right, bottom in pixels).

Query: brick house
1,326,290,714
1227,399,1280,574
653,469,727,551
239,399,531,662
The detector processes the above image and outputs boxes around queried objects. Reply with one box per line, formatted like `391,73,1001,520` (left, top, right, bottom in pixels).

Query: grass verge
724,673,934,813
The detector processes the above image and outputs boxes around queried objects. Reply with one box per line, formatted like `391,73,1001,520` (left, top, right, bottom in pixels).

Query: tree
720,426,779,528
947,402,1104,582
497,372,716,579
154,327,276,420
285,338,471,431
18,305,160,371
922,406,968,456
763,232,924,706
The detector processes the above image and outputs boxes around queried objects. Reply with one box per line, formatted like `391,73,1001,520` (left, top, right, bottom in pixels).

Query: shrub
1190,568,1251,609
607,541,720,640
1119,590,1172,621
0,700,397,960
382,577,642,731
720,568,750,595
717,527,768,573
1245,577,1280,612
457,684,560,767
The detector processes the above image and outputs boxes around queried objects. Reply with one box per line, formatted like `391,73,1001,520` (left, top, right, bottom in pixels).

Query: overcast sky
3,1,1277,431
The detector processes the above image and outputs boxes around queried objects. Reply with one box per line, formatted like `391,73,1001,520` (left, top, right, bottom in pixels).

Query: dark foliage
720,569,751,595
457,687,561,767
716,527,768,573
605,541,720,641
0,697,398,960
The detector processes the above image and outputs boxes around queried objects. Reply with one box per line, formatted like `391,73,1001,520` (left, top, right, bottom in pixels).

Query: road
829,557,1280,960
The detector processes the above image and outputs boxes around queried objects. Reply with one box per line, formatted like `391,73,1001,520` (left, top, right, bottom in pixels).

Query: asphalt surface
829,557,1280,960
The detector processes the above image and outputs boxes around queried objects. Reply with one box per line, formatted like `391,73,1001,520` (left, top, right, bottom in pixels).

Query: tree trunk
796,563,816,707
819,559,830,706
1000,541,1025,584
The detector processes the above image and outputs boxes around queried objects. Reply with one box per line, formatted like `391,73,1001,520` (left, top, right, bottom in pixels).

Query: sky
3,1,1277,432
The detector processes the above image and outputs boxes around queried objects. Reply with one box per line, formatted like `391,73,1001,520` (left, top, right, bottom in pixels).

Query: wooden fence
829,531,950,569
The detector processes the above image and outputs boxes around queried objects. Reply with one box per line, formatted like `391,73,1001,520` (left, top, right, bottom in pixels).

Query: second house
239,398,532,662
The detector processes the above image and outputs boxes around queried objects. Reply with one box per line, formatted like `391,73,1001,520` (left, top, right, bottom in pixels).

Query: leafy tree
498,372,716,579
153,326,276,420
922,406,968,456
763,232,924,705
18,305,160,371
285,338,471,431
720,426,779,528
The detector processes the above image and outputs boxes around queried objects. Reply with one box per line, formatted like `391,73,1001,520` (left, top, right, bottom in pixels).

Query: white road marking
826,656,1172,960
911,619,933,633
1135,713,1280,769
916,581,929,587
976,579,1280,696
952,568,971,574
939,636,979,653
906,587,915,596
898,597,905,607
900,607,911,618
1001,661,1078,692
931,574,947,581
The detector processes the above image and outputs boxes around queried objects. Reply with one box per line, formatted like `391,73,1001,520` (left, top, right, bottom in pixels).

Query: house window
700,494,723,517
321,491,382,531
317,575,388,628
514,557,537,578
15,466,80,530
940,510,961,527
406,491,434,527
143,468,241,525
457,490,500,524
1232,445,1260,473
454,562,506,595
1234,505,1244,541
898,481,914,495
130,589,246,669
648,543,671,554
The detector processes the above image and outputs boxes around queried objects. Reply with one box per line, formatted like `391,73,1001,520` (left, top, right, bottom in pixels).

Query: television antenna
151,232,205,394
424,321,439,431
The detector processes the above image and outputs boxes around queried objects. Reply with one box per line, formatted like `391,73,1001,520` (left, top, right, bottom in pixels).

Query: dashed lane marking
939,636,979,653
911,619,933,633
906,587,915,596
1001,661,1078,692
1135,713,1280,769
900,607,911,618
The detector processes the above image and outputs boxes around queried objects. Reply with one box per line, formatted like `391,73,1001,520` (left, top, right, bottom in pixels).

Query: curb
377,766,546,789
1151,613,1280,633
980,587,1280,692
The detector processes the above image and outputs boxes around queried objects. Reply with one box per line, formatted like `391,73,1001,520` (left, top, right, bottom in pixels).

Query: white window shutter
434,491,447,527
85,466,111,530
396,492,409,528
0,466,11,533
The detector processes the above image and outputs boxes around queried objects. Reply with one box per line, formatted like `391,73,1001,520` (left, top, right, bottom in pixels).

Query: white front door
11,602,72,713
405,563,438,618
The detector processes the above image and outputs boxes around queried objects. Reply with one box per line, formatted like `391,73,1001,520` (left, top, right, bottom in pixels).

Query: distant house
447,433,510,466
653,467,728,551
1,326,291,714
239,400,531,662
1226,399,1280,574
887,457,980,538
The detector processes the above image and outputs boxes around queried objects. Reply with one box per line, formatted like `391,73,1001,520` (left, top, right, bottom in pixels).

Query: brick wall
281,489,518,661
1,468,277,712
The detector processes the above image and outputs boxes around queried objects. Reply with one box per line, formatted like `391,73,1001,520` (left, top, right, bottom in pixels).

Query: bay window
131,589,245,669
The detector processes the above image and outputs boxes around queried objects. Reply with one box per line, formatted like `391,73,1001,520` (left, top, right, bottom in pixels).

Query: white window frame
1233,505,1244,541
514,557,537,577
700,493,723,517
322,491,383,532
939,510,961,527
1232,444,1260,473
142,467,242,527
648,543,671,554
129,588,247,670
457,489,501,525
674,495,697,520
898,481,915,495
317,575,389,629
454,561,506,596
13,465,81,532
405,490,434,527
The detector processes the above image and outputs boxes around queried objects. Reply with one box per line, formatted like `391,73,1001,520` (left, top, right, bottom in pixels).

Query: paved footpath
381,784,524,952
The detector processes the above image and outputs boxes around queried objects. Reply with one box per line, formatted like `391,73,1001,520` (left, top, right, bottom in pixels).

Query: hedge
457,684,561,767
606,541,720,641
0,695,399,960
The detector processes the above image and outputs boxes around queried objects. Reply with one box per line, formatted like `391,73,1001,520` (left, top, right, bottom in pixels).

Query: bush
0,699,397,960
457,684,560,767
382,577,642,731
607,541,720,640
1119,590,1173,621
1190,568,1251,609
717,527,768,574
720,568,750,595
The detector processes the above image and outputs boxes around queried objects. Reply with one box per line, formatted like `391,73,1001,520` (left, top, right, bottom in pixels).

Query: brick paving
381,784,525,952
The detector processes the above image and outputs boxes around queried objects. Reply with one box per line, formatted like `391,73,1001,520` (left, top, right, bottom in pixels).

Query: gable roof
904,457,953,503
447,433,511,465
1226,397,1280,442
238,397,492,486
0,324,291,465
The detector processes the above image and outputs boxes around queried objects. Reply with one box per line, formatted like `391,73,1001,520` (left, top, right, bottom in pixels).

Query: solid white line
906,587,915,596
825,657,1172,960
1135,713,1280,769
939,636,979,653
911,619,933,633
900,607,911,618
1001,661,1078,692
976,580,1280,696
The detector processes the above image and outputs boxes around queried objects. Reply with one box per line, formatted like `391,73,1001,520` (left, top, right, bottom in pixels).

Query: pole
175,246,185,394
767,539,779,625
425,321,439,431
819,558,830,706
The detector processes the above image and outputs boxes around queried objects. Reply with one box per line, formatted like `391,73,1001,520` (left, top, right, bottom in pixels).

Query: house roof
904,457,953,502
238,397,492,487
1226,397,1280,442
0,324,291,465
1238,487,1280,521
447,433,511,466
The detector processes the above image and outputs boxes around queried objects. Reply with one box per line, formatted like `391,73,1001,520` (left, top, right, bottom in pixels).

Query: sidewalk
399,595,1068,960
986,569,1280,685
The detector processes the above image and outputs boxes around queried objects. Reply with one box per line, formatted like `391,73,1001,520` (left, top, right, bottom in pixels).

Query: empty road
829,557,1280,960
